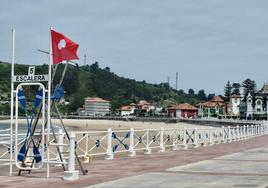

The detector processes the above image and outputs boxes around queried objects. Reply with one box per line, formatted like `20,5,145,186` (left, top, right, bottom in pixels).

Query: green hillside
0,61,203,114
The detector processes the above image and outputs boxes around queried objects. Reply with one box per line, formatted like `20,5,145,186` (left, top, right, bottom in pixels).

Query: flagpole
47,27,53,178
9,28,15,176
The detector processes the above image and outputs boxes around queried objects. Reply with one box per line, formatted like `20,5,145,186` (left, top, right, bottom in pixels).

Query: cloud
1,0,268,94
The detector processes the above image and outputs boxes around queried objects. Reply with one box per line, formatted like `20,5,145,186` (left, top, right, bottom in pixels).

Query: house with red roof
167,103,198,118
118,105,135,116
196,96,226,117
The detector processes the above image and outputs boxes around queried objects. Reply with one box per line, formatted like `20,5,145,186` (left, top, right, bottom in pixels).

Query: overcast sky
1,0,268,94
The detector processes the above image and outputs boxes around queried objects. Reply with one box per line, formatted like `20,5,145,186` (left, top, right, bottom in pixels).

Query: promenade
1,134,268,188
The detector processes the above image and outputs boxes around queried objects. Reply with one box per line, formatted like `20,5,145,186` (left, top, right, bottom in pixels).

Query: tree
197,89,207,100
242,78,256,98
188,88,195,95
207,93,215,101
224,81,232,101
232,83,240,95
104,67,110,72
90,61,99,72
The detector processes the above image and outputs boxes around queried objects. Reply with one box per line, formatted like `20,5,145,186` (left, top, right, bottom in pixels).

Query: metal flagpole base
63,170,79,180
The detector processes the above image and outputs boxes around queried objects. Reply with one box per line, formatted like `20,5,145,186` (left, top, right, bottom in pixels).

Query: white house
229,94,241,116
119,105,135,116
84,97,110,116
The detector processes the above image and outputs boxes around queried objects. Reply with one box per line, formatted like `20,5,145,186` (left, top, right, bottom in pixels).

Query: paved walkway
88,147,268,188
1,135,268,188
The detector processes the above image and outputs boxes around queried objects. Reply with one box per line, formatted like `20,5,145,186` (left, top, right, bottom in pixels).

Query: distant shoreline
0,116,261,131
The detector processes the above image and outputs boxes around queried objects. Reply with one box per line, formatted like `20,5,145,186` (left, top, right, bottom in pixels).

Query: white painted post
105,128,114,160
183,127,188,149
209,127,213,146
221,126,225,143
9,28,15,177
246,125,249,138
236,125,240,141
159,127,165,152
63,132,79,180
47,26,53,178
255,125,257,136
243,125,246,139
239,126,243,139
55,129,65,166
144,130,151,154
58,129,64,154
172,131,177,151
228,126,231,142
193,128,198,148
251,125,254,137
128,128,136,157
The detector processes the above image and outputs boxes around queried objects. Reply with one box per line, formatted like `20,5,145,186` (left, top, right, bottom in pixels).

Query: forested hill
0,61,204,113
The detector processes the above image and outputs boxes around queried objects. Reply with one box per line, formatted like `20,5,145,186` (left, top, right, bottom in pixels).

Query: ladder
18,63,87,176
18,98,88,175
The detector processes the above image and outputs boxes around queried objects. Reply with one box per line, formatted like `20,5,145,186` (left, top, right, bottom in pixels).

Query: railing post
172,130,177,151
183,127,188,149
255,124,258,135
209,127,213,146
63,132,79,180
240,125,243,139
105,128,114,160
159,127,165,152
246,125,249,138
56,129,65,165
193,128,198,148
228,126,231,142
144,130,151,154
236,125,240,141
243,125,246,139
221,126,225,143
128,128,136,157
251,125,254,137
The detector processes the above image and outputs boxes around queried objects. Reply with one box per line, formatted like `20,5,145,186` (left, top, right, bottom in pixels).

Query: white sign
13,66,49,83
28,66,35,76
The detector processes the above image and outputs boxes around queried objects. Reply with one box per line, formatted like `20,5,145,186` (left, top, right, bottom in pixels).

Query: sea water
0,121,33,132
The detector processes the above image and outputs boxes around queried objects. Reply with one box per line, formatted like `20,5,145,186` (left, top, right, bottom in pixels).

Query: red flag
51,29,79,64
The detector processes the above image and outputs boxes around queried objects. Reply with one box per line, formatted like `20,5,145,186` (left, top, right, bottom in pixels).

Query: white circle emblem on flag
58,39,66,50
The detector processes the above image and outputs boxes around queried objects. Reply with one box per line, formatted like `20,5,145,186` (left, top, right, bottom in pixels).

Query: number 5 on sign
28,66,35,76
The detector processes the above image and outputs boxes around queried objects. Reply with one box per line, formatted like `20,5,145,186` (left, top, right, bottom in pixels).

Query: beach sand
0,119,213,131
47,119,212,131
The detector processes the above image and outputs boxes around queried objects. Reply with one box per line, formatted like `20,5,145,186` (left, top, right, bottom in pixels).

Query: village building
134,100,155,116
197,96,225,117
83,97,110,116
167,103,198,118
118,104,135,116
227,94,241,116
240,84,268,119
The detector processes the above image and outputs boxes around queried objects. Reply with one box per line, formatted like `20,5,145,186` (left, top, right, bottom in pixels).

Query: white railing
74,122,268,161
0,129,63,166
1,122,268,168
